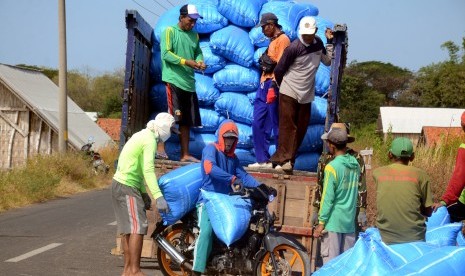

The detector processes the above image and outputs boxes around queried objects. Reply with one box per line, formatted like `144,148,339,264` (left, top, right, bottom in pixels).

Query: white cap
298,16,317,35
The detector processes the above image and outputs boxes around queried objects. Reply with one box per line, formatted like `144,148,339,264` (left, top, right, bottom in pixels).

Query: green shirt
319,153,360,233
160,25,203,92
113,129,163,199
373,163,433,244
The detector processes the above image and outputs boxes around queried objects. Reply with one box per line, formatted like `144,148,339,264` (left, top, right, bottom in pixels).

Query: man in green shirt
159,4,206,163
313,126,360,264
373,137,433,244
112,112,179,276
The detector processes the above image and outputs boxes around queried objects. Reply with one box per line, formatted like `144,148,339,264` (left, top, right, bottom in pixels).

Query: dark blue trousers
252,79,279,163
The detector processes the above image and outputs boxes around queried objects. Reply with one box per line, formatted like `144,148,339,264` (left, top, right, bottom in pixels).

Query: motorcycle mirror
87,136,95,144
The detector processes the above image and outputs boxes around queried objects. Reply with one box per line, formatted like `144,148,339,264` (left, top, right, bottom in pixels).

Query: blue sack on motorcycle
158,163,203,225
201,190,252,246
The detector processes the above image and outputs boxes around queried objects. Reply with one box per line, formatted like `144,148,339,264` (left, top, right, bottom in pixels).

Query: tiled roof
97,118,121,142
419,126,463,146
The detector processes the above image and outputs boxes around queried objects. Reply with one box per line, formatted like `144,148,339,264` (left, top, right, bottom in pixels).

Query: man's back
373,163,433,244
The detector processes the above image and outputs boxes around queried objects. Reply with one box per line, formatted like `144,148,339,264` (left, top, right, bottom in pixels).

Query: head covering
256,13,282,29
146,112,178,143
216,119,239,156
390,137,414,158
180,4,203,19
298,16,317,35
321,122,355,143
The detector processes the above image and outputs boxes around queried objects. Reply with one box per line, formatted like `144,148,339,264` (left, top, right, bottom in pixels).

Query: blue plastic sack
217,0,266,27
149,84,167,112
191,0,228,34
210,25,255,67
426,206,450,229
235,148,256,166
247,92,257,105
297,124,325,153
195,108,225,132
195,73,221,106
293,152,320,172
457,230,465,246
388,242,438,264
198,40,227,74
249,1,318,46
164,141,181,160
213,64,260,92
150,42,162,83
315,64,331,96
158,163,203,225
214,92,254,125
201,189,252,246
310,96,327,124
153,6,180,43
315,16,334,44
189,133,217,160
253,47,267,68
426,222,462,246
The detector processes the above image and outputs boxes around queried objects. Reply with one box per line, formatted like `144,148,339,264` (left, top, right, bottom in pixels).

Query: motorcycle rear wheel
157,224,195,276
254,244,310,276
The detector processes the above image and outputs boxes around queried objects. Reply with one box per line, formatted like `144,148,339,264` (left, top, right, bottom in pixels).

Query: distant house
97,118,121,143
418,126,463,147
378,107,464,145
0,64,113,169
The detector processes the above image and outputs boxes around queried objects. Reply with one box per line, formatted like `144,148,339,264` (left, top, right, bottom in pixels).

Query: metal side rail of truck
114,10,348,273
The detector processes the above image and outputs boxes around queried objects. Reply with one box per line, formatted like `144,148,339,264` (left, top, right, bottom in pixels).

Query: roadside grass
0,146,117,213
351,123,460,226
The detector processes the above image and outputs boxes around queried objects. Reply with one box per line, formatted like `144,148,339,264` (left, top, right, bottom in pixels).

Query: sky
1,0,464,75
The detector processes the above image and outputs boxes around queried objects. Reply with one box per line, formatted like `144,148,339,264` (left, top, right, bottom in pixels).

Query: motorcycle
80,136,109,174
152,184,311,276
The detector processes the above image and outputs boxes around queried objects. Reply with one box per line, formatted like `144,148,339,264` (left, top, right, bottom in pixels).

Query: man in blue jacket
191,119,260,275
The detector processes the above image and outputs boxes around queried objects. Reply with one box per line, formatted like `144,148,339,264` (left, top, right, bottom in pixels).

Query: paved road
0,188,163,276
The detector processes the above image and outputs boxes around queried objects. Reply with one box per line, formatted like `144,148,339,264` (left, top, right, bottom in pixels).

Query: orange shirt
260,33,291,83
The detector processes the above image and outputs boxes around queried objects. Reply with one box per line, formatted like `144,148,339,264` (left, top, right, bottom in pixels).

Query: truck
115,10,348,272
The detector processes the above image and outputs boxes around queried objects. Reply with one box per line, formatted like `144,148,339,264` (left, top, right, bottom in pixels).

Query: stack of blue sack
149,0,333,172
314,206,465,276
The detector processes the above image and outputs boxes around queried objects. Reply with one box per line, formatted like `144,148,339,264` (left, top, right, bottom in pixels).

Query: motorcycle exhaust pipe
154,233,193,270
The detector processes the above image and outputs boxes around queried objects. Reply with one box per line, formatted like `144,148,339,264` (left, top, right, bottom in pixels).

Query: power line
151,0,169,11
131,0,161,17
165,0,176,7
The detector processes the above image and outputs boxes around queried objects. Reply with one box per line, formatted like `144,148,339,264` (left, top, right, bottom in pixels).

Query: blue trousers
252,79,279,163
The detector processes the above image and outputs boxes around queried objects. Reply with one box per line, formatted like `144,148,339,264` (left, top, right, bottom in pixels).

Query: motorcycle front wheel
156,224,195,276
254,244,310,276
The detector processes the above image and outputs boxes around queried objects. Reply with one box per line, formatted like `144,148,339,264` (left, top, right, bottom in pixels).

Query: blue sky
1,0,464,75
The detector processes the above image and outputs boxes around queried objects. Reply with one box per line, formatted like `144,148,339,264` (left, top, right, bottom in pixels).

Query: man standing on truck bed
160,4,206,162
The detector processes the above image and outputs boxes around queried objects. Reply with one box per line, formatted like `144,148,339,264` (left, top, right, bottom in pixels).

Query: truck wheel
254,244,310,276
156,224,195,276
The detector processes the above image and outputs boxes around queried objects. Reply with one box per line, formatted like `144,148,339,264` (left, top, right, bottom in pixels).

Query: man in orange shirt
249,13,290,169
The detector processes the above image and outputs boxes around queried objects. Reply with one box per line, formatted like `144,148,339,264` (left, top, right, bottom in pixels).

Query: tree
92,69,124,117
405,37,465,108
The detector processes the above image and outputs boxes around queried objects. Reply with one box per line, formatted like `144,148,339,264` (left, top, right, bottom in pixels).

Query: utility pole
58,0,68,152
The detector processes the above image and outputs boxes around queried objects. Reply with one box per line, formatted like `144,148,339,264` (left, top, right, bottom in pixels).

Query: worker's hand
432,201,446,212
325,28,334,41
141,193,152,210
231,178,243,192
197,61,207,71
185,59,200,69
358,208,367,228
310,210,319,226
156,196,170,214
313,224,325,238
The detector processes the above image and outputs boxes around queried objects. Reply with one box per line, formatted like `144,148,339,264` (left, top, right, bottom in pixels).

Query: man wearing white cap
159,4,206,163
269,16,333,173
112,112,180,276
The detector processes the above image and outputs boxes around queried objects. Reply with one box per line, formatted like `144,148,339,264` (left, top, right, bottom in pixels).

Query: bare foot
180,155,200,163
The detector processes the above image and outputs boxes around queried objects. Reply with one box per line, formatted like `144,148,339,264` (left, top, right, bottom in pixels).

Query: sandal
155,152,169,160
180,156,200,163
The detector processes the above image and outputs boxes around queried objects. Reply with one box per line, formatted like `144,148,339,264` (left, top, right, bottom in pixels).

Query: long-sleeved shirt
442,144,465,205
113,129,163,199
274,36,333,104
319,153,360,233
160,24,203,92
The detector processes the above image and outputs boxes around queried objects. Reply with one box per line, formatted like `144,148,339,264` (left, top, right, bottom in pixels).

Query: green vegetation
0,146,118,212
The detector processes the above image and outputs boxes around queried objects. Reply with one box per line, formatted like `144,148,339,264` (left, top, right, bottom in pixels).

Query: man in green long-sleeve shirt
112,112,179,276
313,126,360,264
159,4,205,163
